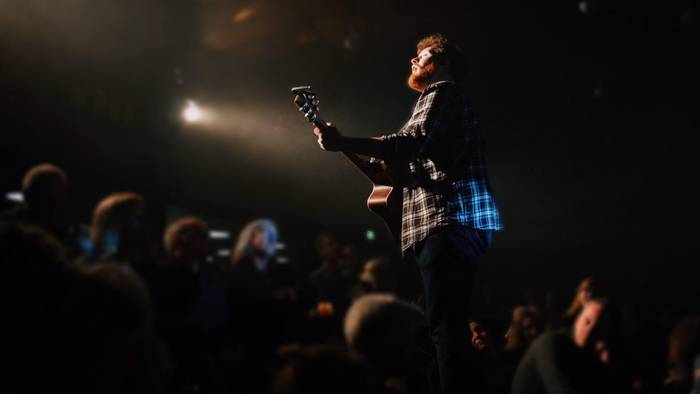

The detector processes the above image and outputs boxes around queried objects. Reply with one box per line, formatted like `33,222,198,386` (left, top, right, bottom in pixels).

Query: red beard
408,62,436,92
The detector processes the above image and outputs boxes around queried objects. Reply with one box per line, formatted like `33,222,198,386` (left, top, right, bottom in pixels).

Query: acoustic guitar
291,86,402,243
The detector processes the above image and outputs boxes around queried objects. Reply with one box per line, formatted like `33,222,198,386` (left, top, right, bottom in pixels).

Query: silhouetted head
163,216,209,262
232,218,278,269
90,192,146,261
314,231,341,263
21,163,68,220
667,315,700,383
344,294,428,375
565,277,604,321
505,305,544,351
359,256,398,295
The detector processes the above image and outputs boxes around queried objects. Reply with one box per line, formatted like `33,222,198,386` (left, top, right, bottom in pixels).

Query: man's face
573,302,603,348
318,234,341,261
408,47,437,92
469,321,489,351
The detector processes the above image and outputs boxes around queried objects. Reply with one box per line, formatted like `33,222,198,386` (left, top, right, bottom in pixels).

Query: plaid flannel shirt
379,81,503,252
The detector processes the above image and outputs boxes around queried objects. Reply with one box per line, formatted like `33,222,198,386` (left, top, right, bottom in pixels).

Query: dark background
1,0,698,316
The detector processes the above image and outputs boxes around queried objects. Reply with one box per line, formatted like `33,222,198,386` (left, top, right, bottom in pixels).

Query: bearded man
311,33,502,394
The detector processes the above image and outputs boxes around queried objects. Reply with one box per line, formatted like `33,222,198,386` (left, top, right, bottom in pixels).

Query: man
308,231,352,315
89,192,149,263
156,217,229,394
344,294,433,394
511,299,623,394
0,163,74,249
310,33,502,394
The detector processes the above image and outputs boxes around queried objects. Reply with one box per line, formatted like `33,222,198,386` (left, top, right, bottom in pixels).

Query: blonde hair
90,192,145,248
231,218,277,265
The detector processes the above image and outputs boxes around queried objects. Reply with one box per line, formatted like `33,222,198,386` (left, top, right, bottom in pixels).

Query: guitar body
292,86,404,244
367,184,402,243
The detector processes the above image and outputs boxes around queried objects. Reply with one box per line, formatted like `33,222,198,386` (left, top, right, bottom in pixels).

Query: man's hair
344,294,427,369
416,33,468,83
163,216,209,258
668,315,700,369
505,305,543,351
90,192,145,247
565,276,604,319
21,163,67,207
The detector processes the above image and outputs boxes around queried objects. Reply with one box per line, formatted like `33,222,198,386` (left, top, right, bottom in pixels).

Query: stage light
209,230,231,239
276,242,286,250
183,100,202,123
5,191,24,203
217,249,232,257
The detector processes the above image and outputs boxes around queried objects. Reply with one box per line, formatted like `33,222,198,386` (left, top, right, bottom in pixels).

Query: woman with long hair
231,218,278,272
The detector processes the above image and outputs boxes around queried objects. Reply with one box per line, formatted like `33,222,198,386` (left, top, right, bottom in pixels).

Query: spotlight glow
183,100,203,123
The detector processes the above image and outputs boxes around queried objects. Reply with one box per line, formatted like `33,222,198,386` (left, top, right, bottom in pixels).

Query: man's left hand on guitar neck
313,122,344,152
313,123,387,159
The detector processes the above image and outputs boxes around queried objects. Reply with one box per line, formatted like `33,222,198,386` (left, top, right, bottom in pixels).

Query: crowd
1,163,698,394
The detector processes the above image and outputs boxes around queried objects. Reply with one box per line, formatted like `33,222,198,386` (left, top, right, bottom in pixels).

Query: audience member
511,298,624,394
345,294,434,394
153,217,229,394
664,316,700,394
470,318,510,394
505,306,544,354
163,216,209,265
308,231,352,314
89,192,150,264
225,218,295,394
562,277,603,326
2,222,168,393
273,344,375,394
498,306,545,393
360,256,399,295
80,262,170,394
0,163,79,253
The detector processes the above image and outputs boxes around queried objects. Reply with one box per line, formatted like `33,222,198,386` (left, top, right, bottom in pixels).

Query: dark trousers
411,226,492,394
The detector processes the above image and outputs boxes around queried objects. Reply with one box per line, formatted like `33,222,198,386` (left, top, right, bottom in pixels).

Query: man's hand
313,122,345,151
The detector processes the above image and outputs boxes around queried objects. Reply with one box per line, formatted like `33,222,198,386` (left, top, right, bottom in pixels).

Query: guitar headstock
291,85,322,126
